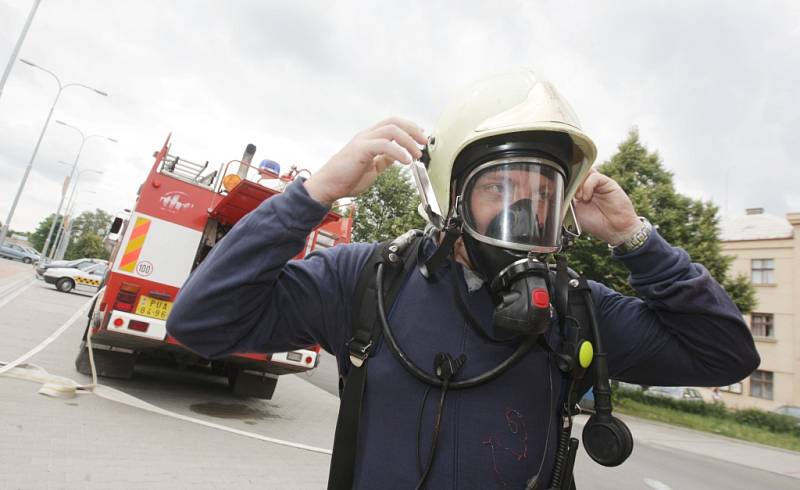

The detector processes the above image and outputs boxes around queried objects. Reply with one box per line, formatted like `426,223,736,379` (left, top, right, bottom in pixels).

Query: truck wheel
74,341,137,379
56,278,75,293
22,257,32,264
227,368,278,399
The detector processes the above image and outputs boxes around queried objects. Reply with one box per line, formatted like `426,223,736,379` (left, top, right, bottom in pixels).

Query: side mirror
109,217,123,235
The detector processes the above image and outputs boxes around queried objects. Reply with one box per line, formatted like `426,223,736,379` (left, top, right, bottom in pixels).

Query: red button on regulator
532,289,550,309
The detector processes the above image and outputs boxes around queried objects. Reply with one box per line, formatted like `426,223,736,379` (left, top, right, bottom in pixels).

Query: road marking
0,277,35,310
0,294,334,456
644,478,672,490
0,293,94,376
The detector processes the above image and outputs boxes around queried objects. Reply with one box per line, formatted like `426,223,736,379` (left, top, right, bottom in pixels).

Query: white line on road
0,277,34,310
0,292,334,456
644,477,673,490
0,292,94,376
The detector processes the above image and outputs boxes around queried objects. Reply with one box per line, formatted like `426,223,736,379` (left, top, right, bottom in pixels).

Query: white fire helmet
421,70,596,253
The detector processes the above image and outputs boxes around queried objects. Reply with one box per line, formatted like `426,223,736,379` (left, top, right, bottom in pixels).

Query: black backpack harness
328,230,632,489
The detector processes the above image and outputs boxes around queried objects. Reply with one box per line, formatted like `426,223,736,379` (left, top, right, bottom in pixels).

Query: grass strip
614,397,800,452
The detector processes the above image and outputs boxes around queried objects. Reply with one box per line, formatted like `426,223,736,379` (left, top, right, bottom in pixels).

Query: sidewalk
574,413,800,479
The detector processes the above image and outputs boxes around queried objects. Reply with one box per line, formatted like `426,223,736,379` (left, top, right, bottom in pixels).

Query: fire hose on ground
0,291,332,456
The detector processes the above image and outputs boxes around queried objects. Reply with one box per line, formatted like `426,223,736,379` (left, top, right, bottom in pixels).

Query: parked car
35,258,107,279
773,405,800,425
578,388,595,413
43,262,108,293
643,386,704,402
615,381,644,392
0,242,40,264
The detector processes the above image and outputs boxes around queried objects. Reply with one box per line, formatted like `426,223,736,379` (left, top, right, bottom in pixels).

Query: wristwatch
612,217,653,255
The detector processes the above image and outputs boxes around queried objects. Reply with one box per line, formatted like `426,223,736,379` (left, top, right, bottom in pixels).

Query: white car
43,263,107,293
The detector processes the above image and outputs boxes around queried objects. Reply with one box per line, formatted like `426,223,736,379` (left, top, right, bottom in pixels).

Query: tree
566,129,757,313
71,208,114,237
66,233,108,260
352,165,426,243
28,214,63,252
64,209,113,260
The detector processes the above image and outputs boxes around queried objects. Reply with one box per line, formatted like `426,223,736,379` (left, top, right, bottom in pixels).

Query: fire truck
75,135,352,399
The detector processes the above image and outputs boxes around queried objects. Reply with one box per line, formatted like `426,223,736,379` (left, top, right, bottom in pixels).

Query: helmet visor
461,158,565,251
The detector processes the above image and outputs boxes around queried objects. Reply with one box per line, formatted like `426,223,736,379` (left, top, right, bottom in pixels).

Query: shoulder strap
327,230,424,490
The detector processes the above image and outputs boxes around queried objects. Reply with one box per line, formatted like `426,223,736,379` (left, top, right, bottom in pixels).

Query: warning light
222,174,242,192
305,356,313,364
113,318,124,327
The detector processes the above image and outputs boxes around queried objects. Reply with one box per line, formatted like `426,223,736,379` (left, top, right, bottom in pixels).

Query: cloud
1,0,798,232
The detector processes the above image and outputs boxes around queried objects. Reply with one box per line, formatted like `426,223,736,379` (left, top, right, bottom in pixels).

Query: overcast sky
1,0,798,233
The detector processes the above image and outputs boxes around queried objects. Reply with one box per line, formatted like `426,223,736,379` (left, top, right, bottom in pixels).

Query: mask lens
463,161,564,250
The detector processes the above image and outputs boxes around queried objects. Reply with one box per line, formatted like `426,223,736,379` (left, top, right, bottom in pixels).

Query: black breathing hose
376,263,537,390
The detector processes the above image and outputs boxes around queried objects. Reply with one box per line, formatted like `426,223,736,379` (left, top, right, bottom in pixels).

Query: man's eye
484,184,504,194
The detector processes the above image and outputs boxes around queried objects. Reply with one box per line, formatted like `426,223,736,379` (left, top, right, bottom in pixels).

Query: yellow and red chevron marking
120,217,151,272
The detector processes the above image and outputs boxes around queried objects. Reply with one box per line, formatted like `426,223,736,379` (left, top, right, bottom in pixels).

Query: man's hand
304,117,427,207
573,168,641,247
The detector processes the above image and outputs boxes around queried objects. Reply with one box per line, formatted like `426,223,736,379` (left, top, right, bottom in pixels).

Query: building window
750,313,774,338
750,370,773,400
751,259,775,285
720,383,742,394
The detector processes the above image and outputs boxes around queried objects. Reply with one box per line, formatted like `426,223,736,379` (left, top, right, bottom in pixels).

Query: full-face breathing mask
454,157,567,337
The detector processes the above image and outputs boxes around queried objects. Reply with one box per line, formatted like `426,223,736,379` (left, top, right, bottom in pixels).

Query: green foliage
28,214,63,252
70,208,114,237
66,233,109,260
566,129,757,313
721,274,758,315
31,209,113,260
614,388,800,438
352,165,426,243
64,209,113,260
732,408,800,435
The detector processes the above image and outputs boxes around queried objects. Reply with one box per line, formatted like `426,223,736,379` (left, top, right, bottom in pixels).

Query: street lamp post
0,59,107,250
40,119,115,260
42,166,105,261
52,188,97,261
0,0,42,102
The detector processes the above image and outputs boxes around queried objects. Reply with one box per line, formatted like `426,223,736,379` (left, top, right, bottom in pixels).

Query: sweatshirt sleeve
591,230,760,387
166,179,376,359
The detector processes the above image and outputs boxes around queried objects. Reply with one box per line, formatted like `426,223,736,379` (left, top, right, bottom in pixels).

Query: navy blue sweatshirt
167,180,759,489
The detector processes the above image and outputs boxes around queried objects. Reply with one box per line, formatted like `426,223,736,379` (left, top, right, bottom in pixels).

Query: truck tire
56,278,75,293
74,341,137,379
228,368,278,399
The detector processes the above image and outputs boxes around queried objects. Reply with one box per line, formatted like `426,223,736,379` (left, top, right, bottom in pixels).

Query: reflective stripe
120,217,151,272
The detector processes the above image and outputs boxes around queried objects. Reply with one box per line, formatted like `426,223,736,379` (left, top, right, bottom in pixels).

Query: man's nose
512,185,534,201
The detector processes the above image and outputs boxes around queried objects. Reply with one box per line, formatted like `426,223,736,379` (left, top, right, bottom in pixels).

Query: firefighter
167,71,759,489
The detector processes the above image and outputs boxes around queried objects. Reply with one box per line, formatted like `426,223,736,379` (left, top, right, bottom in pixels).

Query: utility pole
0,0,42,102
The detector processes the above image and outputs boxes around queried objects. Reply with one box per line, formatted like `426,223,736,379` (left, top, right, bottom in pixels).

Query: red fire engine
75,134,352,399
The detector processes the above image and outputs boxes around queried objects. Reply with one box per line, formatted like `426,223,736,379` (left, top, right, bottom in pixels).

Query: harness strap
327,231,423,490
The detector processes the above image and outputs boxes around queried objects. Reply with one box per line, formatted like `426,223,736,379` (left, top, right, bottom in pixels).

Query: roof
719,213,794,241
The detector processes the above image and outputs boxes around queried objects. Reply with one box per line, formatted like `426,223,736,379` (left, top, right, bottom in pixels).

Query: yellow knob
579,341,594,369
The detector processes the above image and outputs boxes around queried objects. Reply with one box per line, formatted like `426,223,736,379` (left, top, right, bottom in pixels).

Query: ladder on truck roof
160,153,217,186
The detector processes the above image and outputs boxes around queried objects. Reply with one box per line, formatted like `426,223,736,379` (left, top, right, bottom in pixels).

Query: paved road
1,257,799,489
306,341,800,489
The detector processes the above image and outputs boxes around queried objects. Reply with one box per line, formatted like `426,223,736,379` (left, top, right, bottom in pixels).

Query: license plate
135,296,173,320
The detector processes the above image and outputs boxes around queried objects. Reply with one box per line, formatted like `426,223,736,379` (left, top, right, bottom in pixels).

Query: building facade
717,208,799,411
